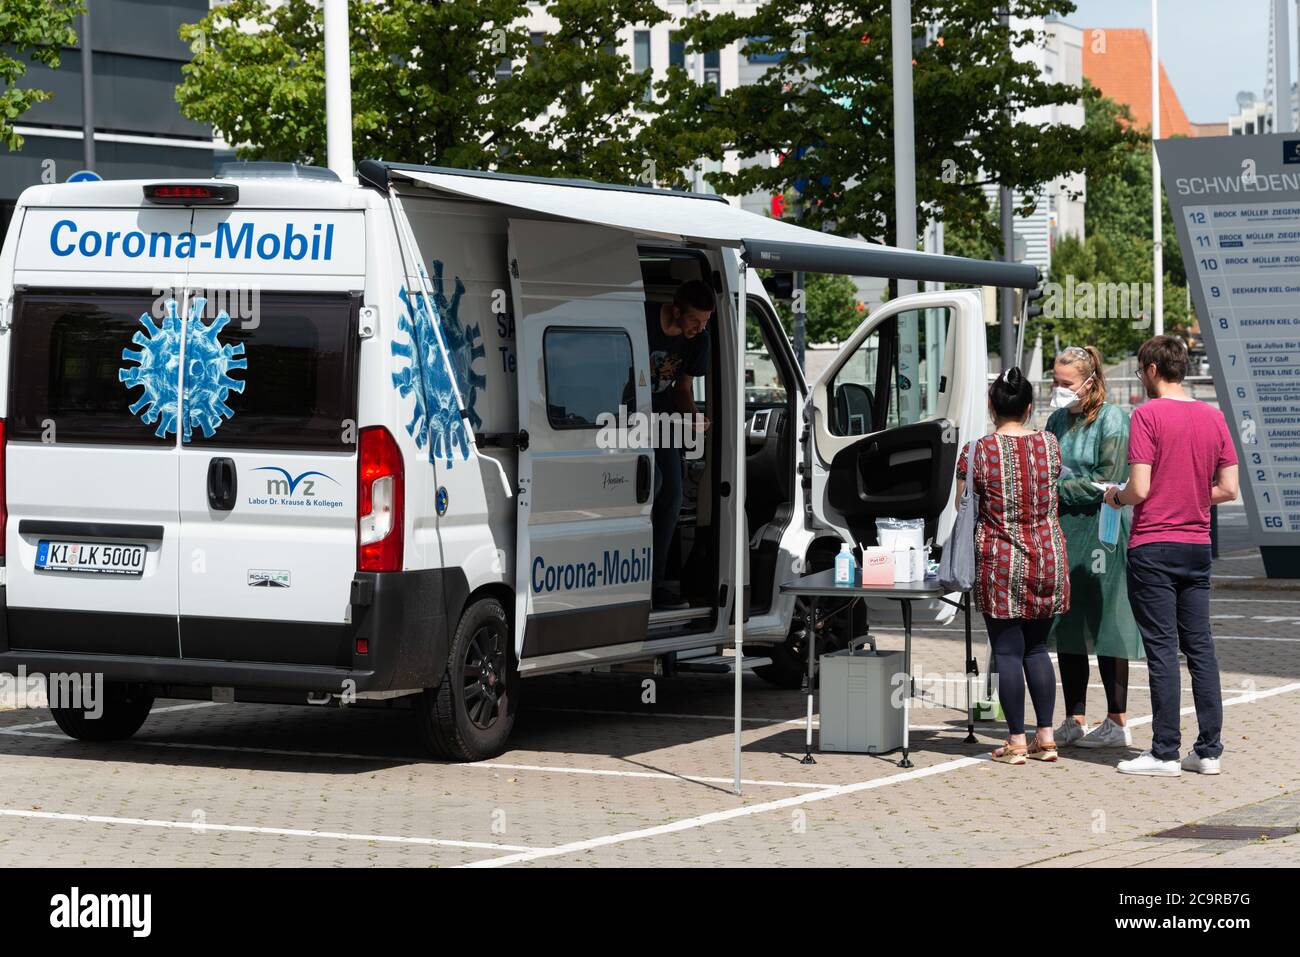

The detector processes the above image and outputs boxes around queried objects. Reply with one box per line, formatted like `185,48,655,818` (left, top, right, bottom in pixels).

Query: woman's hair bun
989,365,1032,420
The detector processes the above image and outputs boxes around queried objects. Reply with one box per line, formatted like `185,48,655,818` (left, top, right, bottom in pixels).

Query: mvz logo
249,466,346,510
255,466,331,497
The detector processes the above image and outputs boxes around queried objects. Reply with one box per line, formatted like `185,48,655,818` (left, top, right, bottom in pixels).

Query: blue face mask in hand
1099,496,1122,546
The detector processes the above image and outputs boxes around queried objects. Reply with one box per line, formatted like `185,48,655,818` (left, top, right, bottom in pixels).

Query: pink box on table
860,547,895,586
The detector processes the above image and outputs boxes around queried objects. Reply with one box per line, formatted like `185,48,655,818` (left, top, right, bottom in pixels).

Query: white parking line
0,807,534,852
0,701,218,732
534,706,790,725
1124,680,1300,728
0,730,831,791
1211,598,1300,604
463,679,1300,868
1215,635,1300,643
463,755,988,868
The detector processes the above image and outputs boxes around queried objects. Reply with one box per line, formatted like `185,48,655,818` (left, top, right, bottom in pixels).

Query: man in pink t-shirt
1103,337,1239,778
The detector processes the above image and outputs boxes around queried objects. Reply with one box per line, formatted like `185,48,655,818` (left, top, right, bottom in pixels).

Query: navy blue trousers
1126,543,1223,761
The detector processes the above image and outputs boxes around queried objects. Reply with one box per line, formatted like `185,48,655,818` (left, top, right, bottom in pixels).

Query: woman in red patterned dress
955,367,1070,765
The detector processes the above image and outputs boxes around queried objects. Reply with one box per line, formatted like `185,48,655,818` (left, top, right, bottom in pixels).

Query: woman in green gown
1045,346,1143,750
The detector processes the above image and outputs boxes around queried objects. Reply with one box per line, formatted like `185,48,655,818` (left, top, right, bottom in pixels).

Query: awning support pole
733,266,747,795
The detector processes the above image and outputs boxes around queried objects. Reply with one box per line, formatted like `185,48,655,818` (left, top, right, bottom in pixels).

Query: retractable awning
370,161,1040,290
366,159,1030,796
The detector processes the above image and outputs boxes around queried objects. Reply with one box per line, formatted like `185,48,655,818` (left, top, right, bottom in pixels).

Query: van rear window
185,292,359,451
9,290,169,445
9,290,358,450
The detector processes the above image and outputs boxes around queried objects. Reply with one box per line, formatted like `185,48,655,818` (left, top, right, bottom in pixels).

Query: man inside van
646,279,713,609
1103,335,1238,777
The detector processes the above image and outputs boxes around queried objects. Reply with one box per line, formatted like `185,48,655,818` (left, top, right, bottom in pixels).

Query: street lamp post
891,0,918,302
324,0,354,179
999,8,1016,369
1276,0,1293,133
80,10,94,172
1152,0,1163,336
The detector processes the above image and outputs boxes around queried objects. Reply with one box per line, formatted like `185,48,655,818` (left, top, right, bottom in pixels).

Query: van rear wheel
414,596,518,761
48,682,154,742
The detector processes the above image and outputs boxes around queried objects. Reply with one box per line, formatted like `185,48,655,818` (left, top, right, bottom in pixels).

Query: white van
0,161,1036,760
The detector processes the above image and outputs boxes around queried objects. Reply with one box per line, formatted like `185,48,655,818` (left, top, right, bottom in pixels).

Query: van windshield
9,289,358,451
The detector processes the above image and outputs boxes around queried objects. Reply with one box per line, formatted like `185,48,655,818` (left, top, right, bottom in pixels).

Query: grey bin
818,644,907,754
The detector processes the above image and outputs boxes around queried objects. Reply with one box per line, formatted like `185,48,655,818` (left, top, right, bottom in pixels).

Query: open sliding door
507,219,654,662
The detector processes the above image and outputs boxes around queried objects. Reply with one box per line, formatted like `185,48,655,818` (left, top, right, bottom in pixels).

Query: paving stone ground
0,547,1296,867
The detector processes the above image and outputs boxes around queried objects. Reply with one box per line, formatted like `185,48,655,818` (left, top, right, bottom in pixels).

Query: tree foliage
1041,95,1191,359
177,0,669,180
0,0,82,151
640,0,1135,245
760,271,864,345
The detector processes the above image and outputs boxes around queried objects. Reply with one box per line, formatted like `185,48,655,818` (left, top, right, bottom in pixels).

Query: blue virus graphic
428,260,487,431
181,299,248,440
119,299,184,438
391,260,485,469
119,298,247,441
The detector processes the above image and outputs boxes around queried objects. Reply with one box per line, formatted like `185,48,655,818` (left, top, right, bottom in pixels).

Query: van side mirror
832,382,874,436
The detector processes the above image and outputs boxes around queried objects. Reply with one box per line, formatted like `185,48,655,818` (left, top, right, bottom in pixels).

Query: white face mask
1050,376,1093,411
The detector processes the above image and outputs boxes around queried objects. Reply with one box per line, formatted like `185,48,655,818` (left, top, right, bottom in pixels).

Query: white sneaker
1181,752,1222,775
1075,717,1133,749
1054,718,1089,748
1117,750,1181,777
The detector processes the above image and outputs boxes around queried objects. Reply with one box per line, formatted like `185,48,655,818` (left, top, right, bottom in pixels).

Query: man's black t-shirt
645,301,710,412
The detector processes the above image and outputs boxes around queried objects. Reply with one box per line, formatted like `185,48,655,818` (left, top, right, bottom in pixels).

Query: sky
1066,0,1272,123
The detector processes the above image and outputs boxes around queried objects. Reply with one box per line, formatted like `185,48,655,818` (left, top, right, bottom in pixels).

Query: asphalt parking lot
2,545,1298,868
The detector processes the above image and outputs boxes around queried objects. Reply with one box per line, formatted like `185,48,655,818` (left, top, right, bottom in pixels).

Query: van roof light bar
216,161,340,182
142,183,239,206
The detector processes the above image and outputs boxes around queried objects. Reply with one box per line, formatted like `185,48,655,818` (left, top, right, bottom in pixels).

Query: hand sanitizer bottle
834,542,856,586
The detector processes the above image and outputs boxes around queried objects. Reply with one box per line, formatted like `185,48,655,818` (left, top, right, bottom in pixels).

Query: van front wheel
414,596,518,761
48,682,154,742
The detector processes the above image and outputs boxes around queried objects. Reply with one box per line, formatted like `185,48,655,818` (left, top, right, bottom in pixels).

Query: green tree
0,0,82,151
640,0,1134,247
760,271,864,345
1040,95,1191,359
177,0,669,180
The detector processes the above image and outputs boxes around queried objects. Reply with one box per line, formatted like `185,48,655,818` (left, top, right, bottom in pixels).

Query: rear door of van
175,209,364,666
5,208,193,657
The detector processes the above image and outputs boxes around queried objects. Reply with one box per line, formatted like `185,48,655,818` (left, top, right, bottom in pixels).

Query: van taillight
0,420,6,558
358,426,403,572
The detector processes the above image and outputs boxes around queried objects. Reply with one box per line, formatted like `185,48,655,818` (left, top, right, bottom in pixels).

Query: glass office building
0,0,217,245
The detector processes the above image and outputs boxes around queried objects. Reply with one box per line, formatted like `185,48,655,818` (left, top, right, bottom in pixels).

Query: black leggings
1058,653,1129,717
984,616,1056,736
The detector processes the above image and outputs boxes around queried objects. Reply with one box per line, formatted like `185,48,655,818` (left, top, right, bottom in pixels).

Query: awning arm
741,238,1040,290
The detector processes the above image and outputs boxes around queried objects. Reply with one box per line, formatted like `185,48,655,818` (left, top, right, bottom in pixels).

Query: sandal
991,740,1027,765
1027,738,1059,762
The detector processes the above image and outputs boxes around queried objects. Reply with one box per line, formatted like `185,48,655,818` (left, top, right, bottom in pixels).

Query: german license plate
35,540,146,576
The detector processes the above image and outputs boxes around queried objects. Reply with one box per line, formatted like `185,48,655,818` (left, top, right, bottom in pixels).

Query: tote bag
939,438,978,592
